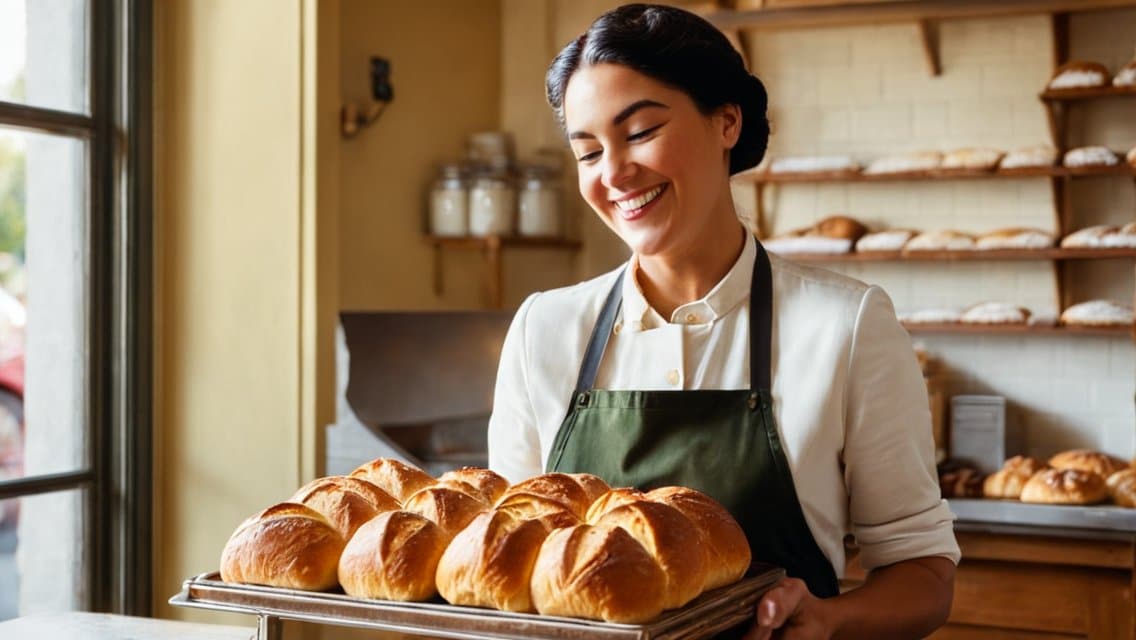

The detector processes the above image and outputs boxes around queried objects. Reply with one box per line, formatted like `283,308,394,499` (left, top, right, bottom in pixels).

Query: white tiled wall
735,11,1136,459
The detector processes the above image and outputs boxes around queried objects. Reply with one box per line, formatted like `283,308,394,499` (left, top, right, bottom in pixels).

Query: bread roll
982,457,1047,499
813,216,868,242
864,151,941,175
585,487,649,523
1128,145,1136,169
1064,145,1119,168
1107,469,1136,508
855,230,916,252
349,458,436,504
289,476,401,540
530,524,666,623
1048,61,1110,90
594,501,709,610
1060,300,1133,327
1020,468,1107,505
401,486,488,539
899,309,963,325
904,230,975,251
220,503,345,590
338,511,448,601
762,234,853,255
437,467,509,505
960,302,1030,325
434,510,550,612
1062,224,1118,248
646,486,751,590
1116,60,1136,87
1048,449,1128,477
942,148,1004,171
498,473,597,519
769,156,858,174
1000,145,1057,170
938,464,985,498
494,492,581,531
567,473,612,505
975,228,1054,250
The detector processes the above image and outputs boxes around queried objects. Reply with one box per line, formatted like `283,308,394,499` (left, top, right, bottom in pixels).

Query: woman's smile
612,183,668,221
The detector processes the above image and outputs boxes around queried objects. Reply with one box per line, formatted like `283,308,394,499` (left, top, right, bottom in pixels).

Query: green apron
547,240,839,599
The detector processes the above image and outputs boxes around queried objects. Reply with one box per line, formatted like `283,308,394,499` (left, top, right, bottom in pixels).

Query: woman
487,4,958,638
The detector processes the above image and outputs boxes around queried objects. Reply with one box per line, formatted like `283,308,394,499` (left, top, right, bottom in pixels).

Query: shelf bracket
917,20,942,77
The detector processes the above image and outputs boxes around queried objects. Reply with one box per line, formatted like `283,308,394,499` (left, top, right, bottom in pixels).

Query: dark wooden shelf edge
903,323,1131,336
738,165,1134,184
777,248,1136,263
1041,86,1136,101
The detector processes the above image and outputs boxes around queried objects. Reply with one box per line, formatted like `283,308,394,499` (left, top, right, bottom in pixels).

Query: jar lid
438,163,467,179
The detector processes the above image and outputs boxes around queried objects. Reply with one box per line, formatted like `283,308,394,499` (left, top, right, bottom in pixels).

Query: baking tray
170,564,785,640
950,498,1136,533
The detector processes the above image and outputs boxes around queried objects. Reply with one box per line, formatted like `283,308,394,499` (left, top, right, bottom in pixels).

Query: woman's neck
636,217,747,321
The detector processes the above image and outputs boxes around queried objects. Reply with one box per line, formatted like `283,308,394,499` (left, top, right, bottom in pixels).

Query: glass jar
468,172,515,237
517,167,562,238
429,164,468,237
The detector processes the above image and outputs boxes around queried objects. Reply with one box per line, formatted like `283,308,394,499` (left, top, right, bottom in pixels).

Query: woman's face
562,63,740,258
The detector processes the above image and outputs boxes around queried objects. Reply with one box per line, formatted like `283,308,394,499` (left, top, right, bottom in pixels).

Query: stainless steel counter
949,498,1136,539
0,612,253,640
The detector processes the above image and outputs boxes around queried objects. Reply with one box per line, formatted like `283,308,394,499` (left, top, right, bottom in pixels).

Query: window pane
0,0,89,114
0,126,89,482
0,488,89,621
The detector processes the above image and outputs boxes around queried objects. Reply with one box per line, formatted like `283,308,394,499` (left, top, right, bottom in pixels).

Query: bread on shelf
349,458,436,504
1114,59,1136,87
1107,470,1136,508
288,476,401,540
1020,468,1108,505
762,215,868,255
864,151,941,175
904,230,975,251
1047,61,1111,90
855,229,917,252
1063,145,1120,169
220,503,345,591
768,155,859,175
338,510,449,601
1061,224,1136,249
1048,449,1129,478
1060,300,1134,327
1127,145,1136,169
983,456,1048,499
999,145,1057,170
960,302,1030,325
941,147,1004,171
975,228,1055,250
937,461,985,498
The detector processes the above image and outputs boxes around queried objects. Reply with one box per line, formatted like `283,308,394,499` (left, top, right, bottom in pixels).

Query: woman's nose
600,149,636,189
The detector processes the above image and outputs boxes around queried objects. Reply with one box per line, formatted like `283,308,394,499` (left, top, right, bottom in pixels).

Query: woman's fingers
742,578,809,640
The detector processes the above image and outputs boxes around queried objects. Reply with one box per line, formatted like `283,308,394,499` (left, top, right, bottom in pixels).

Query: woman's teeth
615,185,664,211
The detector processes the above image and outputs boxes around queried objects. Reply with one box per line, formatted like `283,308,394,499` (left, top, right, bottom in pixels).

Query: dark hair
546,3,769,175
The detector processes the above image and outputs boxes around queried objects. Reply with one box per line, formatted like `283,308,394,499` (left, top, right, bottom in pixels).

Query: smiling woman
487,3,959,640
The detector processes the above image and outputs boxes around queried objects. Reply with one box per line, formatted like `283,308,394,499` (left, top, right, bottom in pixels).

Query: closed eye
628,123,664,142
577,150,602,163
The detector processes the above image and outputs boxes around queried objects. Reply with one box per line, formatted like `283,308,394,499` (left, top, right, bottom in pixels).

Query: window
0,0,151,619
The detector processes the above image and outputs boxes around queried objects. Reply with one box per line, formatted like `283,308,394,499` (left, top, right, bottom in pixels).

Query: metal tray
170,565,784,640
950,498,1136,533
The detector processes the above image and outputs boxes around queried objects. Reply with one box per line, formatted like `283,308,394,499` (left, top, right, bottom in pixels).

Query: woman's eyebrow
567,99,670,140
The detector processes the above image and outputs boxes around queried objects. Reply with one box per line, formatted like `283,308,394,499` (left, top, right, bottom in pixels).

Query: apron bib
546,241,839,599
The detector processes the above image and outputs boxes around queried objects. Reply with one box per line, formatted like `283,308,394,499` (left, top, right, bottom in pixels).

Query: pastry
975,228,1055,250
1064,145,1120,168
220,503,345,590
493,491,582,532
337,510,448,601
1063,224,1119,248
1048,449,1128,477
904,230,975,251
941,148,1004,171
1020,468,1108,505
435,510,551,612
1107,469,1136,508
349,458,436,504
999,145,1057,170
864,151,942,175
437,467,510,505
1127,145,1136,169
530,524,667,623
288,476,401,540
983,456,1048,499
855,229,917,252
960,302,1030,325
898,309,963,325
401,485,489,539
1047,61,1110,90
769,155,859,174
937,463,985,499
1060,300,1133,327
497,472,608,519
645,486,751,591
1114,60,1136,87
763,215,868,256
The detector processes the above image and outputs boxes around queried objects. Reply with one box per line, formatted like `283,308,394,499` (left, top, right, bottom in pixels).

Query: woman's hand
741,577,833,640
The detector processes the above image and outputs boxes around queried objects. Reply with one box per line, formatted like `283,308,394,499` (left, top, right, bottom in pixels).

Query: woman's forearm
820,556,956,640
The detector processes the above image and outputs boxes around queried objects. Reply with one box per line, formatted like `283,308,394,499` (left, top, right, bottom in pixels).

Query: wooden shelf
903,322,1132,337
777,248,1136,263
426,235,581,309
738,164,1134,185
1041,85,1136,102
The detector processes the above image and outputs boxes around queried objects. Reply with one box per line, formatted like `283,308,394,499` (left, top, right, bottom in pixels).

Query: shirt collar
620,230,755,332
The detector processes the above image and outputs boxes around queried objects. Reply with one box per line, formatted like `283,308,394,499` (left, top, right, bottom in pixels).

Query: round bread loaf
1048,61,1110,90
497,473,598,519
220,503,345,591
585,487,649,523
812,215,867,241
645,486,751,590
434,510,550,612
438,467,510,504
983,469,1031,499
1107,469,1136,508
566,472,612,506
594,501,709,610
493,492,581,532
338,510,448,601
530,524,666,623
349,458,436,504
402,486,488,539
1020,468,1107,505
1048,449,1128,478
289,476,401,540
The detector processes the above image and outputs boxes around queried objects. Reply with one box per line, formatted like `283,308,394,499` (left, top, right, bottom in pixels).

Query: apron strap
751,240,773,393
574,269,626,394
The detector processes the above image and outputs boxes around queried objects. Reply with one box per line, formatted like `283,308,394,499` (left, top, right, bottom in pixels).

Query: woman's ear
715,103,743,150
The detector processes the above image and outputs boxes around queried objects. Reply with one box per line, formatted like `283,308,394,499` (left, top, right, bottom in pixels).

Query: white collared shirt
487,235,960,575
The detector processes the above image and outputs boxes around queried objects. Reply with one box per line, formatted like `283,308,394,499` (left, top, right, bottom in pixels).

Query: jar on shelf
429,164,469,237
468,171,515,237
517,166,562,238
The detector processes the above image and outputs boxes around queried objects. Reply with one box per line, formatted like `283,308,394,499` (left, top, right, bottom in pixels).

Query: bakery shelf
1040,85,1136,102
425,235,582,310
739,164,1134,184
778,248,1136,263
902,322,1131,337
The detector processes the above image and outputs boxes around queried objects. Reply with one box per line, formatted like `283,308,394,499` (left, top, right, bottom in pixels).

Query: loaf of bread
1048,61,1110,90
434,510,550,612
855,230,916,252
1048,449,1129,477
530,524,667,623
1064,145,1120,168
1000,145,1057,170
769,155,859,175
594,501,709,610
288,476,401,540
904,230,975,251
220,503,345,590
898,309,963,325
1060,300,1133,327
763,216,868,256
349,458,436,504
438,467,509,505
937,462,985,498
402,486,488,539
864,151,941,175
1020,468,1108,505
983,456,1048,499
338,510,448,601
493,491,582,532
498,473,609,519
585,487,649,523
942,148,1004,171
1107,469,1136,508
1128,145,1136,168
646,486,751,590
960,302,1030,325
975,228,1055,250
1114,60,1136,87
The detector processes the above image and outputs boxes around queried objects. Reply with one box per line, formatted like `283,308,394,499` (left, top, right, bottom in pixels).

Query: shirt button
665,369,680,386
613,321,622,335
685,313,699,323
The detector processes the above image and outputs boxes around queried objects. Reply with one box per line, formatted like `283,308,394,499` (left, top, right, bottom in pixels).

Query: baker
487,4,959,638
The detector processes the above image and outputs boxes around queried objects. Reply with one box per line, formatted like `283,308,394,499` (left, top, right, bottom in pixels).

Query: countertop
0,612,254,640
949,498,1136,540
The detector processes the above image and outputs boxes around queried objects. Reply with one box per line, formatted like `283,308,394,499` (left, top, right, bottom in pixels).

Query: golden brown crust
983,469,1030,499
348,458,436,505
497,473,596,519
1048,61,1111,89
530,524,666,623
437,467,510,504
1048,449,1128,478
220,503,345,590
1127,146,1136,169
401,486,488,539
594,501,709,610
566,473,612,505
435,511,551,612
1107,470,1136,508
1020,468,1108,505
493,492,582,532
645,487,751,590
812,216,867,242
585,488,649,524
289,476,401,540
337,510,448,601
